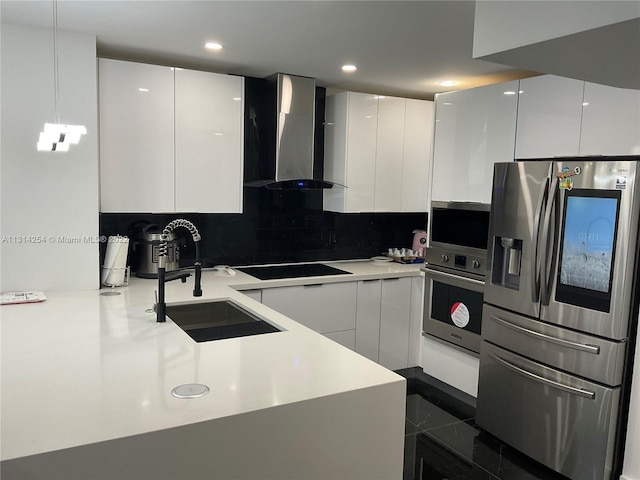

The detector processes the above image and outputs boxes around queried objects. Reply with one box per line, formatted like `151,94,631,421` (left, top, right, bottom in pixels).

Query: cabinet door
324,330,356,350
344,92,378,212
175,70,244,213
241,289,262,302
379,277,412,370
374,96,406,211
515,75,584,159
323,93,349,212
355,279,382,362
401,99,433,212
99,59,174,212
580,82,640,156
431,81,518,203
261,282,357,334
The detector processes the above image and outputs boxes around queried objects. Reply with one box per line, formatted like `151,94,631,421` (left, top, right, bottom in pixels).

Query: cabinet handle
383,278,401,282
362,279,380,283
303,284,323,288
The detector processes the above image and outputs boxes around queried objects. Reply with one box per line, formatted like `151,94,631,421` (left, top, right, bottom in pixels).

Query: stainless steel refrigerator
476,158,640,480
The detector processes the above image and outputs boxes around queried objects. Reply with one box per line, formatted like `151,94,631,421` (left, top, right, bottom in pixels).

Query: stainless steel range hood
244,73,334,189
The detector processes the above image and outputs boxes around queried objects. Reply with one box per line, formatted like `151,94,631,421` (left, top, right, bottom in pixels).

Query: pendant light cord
52,0,60,124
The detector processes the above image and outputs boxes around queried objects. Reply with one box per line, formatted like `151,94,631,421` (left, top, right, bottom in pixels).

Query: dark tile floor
397,368,570,480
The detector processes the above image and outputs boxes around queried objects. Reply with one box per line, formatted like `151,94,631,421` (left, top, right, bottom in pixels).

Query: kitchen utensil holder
102,266,130,288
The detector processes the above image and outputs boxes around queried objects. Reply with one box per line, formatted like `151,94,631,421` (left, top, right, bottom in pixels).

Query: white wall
473,0,640,58
472,1,640,90
1,24,99,292
622,312,640,480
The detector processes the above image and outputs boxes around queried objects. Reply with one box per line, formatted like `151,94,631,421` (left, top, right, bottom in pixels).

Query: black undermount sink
166,300,281,342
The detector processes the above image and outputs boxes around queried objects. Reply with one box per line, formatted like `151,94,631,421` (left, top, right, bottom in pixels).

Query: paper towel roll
102,236,129,286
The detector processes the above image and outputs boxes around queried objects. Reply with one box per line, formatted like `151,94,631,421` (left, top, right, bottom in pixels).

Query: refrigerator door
484,161,552,318
477,341,620,480
541,160,640,340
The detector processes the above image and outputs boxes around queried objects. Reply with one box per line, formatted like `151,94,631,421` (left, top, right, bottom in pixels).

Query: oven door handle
424,268,485,289
490,314,601,354
489,353,596,399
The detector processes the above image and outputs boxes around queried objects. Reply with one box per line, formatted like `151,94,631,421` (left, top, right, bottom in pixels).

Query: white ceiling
0,0,538,100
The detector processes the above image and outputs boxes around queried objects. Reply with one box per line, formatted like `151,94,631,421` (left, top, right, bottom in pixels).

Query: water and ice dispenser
492,236,522,290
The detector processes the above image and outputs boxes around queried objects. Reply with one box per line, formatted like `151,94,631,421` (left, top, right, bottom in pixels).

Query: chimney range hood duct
244,73,334,189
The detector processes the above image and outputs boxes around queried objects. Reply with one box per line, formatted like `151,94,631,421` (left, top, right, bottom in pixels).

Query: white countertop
0,260,422,461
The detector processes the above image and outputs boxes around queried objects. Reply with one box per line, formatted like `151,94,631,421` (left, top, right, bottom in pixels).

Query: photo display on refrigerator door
476,157,640,480
556,189,621,312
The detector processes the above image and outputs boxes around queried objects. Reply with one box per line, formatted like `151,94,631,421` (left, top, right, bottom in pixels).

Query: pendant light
36,0,86,152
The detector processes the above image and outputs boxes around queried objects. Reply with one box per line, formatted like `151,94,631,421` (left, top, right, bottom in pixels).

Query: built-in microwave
422,201,490,353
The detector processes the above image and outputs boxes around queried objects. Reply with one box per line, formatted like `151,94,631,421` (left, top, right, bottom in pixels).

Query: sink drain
171,383,210,399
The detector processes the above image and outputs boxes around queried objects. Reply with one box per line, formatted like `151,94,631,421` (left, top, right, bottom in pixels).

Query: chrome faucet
156,219,202,322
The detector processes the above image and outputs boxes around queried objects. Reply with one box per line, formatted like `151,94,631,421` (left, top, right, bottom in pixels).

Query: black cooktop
236,264,351,281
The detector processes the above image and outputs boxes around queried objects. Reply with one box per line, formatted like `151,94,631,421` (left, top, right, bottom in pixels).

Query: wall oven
422,202,491,353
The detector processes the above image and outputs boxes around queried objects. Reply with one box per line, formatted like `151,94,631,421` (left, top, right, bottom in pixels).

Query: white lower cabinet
261,282,357,335
259,276,416,370
355,279,382,362
240,289,262,302
354,277,412,370
379,277,412,370
324,330,356,350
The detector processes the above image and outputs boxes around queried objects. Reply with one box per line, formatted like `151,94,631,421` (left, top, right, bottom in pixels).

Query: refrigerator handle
489,353,596,399
539,174,559,304
530,177,549,303
489,314,601,354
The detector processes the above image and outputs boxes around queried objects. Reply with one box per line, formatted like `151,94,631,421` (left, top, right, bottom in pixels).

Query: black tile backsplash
100,188,427,271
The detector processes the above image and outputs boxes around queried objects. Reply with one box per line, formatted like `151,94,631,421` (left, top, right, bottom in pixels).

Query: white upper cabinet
402,99,434,212
99,59,244,213
174,69,244,213
431,81,519,204
374,96,406,211
324,92,378,212
579,82,640,156
515,75,584,159
324,92,433,213
99,59,175,213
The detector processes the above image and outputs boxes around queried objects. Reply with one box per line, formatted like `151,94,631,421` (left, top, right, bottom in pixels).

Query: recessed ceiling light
374,95,386,100
504,91,516,95
204,42,223,50
138,88,149,92
438,80,457,87
342,64,357,73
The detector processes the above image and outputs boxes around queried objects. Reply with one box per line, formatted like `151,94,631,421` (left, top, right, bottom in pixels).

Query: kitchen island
1,261,421,479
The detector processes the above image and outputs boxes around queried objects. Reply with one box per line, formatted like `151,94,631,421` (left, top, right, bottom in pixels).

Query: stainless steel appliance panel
423,266,484,353
477,341,620,480
428,201,491,253
541,160,640,340
483,304,626,387
484,161,553,318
